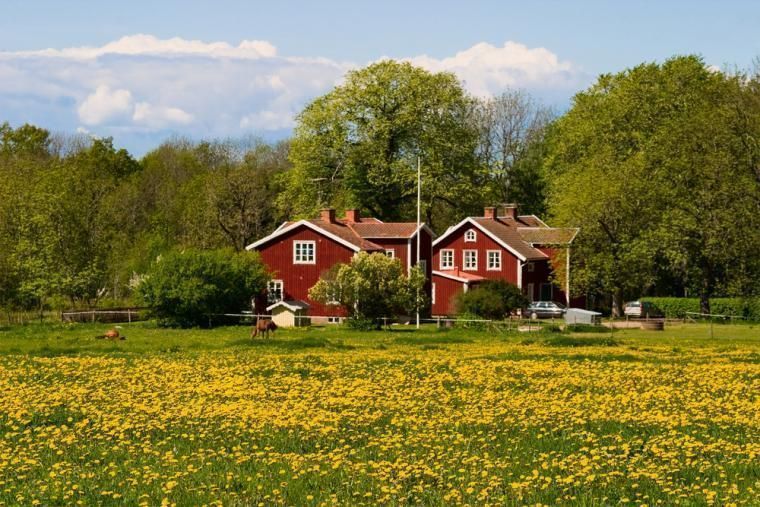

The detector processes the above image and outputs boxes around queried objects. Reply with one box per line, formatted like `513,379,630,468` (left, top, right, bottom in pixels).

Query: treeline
1,55,758,314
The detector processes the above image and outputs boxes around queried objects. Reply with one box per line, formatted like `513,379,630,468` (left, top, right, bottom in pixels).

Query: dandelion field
0,323,758,506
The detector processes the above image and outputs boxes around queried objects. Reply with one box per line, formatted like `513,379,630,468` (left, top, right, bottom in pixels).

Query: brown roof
517,227,579,245
278,217,424,251
472,217,549,260
433,268,486,283
350,222,420,238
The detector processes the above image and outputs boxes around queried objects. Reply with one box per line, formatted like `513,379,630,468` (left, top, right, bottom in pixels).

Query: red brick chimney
320,208,336,223
484,206,497,219
344,209,360,223
501,203,518,219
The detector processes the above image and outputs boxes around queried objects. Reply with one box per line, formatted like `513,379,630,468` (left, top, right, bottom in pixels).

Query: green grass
0,321,757,505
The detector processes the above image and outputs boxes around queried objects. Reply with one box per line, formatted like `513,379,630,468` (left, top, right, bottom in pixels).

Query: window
464,229,477,242
327,316,341,324
463,250,477,270
293,240,315,264
526,262,535,272
440,249,454,269
431,283,436,304
267,280,283,304
487,250,501,271
384,249,395,258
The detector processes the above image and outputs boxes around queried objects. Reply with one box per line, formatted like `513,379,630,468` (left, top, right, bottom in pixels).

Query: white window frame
487,250,502,271
439,249,454,270
267,279,284,303
384,249,395,258
431,282,436,304
293,240,316,264
464,229,477,242
463,250,478,271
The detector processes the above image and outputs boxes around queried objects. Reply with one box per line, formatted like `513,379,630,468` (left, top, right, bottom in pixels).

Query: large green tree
547,56,760,314
283,60,485,229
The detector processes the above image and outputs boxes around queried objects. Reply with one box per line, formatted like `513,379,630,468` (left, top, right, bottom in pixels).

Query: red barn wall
256,226,353,316
432,275,466,316
433,223,520,284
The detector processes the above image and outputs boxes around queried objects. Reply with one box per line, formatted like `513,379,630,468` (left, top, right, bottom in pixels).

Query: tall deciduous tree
547,56,760,314
473,90,554,215
283,60,485,230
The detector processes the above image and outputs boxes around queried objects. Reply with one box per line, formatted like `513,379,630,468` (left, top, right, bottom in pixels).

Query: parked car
623,301,659,318
526,301,567,319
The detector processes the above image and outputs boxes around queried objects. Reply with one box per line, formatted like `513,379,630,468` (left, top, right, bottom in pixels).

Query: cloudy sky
2,1,759,155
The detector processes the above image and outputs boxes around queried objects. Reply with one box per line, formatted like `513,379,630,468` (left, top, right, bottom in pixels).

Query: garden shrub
641,297,760,320
456,280,528,320
566,324,610,333
138,248,269,328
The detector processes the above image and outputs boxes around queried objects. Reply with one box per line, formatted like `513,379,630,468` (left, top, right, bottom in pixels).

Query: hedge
640,297,760,320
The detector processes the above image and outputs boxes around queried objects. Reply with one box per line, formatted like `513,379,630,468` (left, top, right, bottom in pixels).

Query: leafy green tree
547,55,760,314
473,90,554,215
283,60,484,230
456,280,528,319
138,248,269,327
308,252,426,328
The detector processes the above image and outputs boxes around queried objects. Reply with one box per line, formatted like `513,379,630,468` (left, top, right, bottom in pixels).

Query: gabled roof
350,222,435,239
246,216,431,252
266,300,310,312
517,227,579,245
433,269,486,284
433,214,576,262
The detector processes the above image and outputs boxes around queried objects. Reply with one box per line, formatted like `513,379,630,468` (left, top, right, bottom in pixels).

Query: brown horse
251,319,277,339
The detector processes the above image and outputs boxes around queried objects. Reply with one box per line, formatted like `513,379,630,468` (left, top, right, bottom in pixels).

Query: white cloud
0,35,585,153
133,102,193,128
77,85,133,125
406,41,582,97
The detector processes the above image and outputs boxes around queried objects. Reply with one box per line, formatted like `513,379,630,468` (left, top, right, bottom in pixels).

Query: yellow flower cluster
0,340,757,505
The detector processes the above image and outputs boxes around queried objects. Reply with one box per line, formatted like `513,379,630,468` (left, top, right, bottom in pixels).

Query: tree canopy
546,55,760,313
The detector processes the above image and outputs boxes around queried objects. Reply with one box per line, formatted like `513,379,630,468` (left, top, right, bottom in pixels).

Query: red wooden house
246,208,434,321
431,204,579,316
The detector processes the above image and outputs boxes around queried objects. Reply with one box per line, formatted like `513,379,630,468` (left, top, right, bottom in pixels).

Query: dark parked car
526,301,567,319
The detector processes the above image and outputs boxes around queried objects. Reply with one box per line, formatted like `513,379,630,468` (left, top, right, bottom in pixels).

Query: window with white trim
432,282,436,304
464,229,477,242
384,249,395,258
463,250,477,271
267,280,283,304
293,240,315,264
487,250,502,271
440,249,454,269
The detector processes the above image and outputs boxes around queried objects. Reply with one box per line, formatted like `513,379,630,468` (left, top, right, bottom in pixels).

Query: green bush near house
138,248,269,328
456,280,528,320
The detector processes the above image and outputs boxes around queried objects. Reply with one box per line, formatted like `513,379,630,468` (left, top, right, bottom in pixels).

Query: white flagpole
416,156,421,329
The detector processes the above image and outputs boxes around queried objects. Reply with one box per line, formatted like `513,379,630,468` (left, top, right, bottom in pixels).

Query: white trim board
432,217,540,262
245,220,362,252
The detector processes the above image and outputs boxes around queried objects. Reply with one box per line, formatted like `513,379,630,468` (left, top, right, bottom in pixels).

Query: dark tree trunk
611,288,623,318
699,260,712,315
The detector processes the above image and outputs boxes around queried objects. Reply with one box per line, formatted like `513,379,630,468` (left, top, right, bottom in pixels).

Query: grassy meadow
0,321,757,506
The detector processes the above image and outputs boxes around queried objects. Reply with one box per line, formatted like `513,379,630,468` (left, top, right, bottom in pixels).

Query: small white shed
565,308,602,326
266,300,310,328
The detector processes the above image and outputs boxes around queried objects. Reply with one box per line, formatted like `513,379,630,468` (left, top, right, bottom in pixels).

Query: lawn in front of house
0,321,757,505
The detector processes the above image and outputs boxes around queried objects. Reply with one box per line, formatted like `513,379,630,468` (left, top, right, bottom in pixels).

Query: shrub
456,280,528,320
641,297,760,320
309,252,426,329
138,249,269,328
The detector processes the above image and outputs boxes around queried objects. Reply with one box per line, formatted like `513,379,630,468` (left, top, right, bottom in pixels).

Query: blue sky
2,1,759,155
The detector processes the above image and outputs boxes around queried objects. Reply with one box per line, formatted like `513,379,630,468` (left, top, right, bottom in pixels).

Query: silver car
527,301,567,319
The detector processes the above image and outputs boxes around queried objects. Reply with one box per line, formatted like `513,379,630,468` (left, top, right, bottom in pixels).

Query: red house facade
246,209,434,320
431,205,579,316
